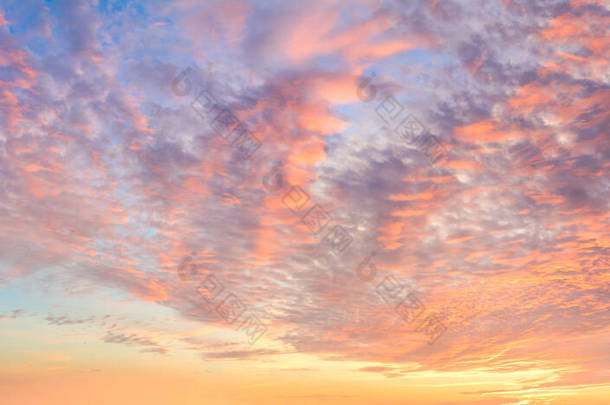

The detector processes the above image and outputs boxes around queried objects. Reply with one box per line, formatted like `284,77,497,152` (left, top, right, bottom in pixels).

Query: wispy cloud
0,0,609,403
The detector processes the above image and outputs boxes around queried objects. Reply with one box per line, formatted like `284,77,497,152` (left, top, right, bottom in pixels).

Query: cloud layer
0,0,608,404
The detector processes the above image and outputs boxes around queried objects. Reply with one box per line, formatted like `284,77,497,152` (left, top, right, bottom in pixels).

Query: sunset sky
1,0,609,404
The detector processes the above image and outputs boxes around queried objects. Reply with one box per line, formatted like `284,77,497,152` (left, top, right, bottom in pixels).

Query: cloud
0,309,25,319
0,1,608,402
200,349,280,360
103,331,168,355
357,366,395,372
45,314,96,326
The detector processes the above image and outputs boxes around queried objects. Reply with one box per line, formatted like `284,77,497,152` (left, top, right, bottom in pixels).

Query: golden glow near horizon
1,0,609,404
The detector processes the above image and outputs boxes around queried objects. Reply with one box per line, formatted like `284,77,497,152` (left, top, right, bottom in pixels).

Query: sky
0,0,609,404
